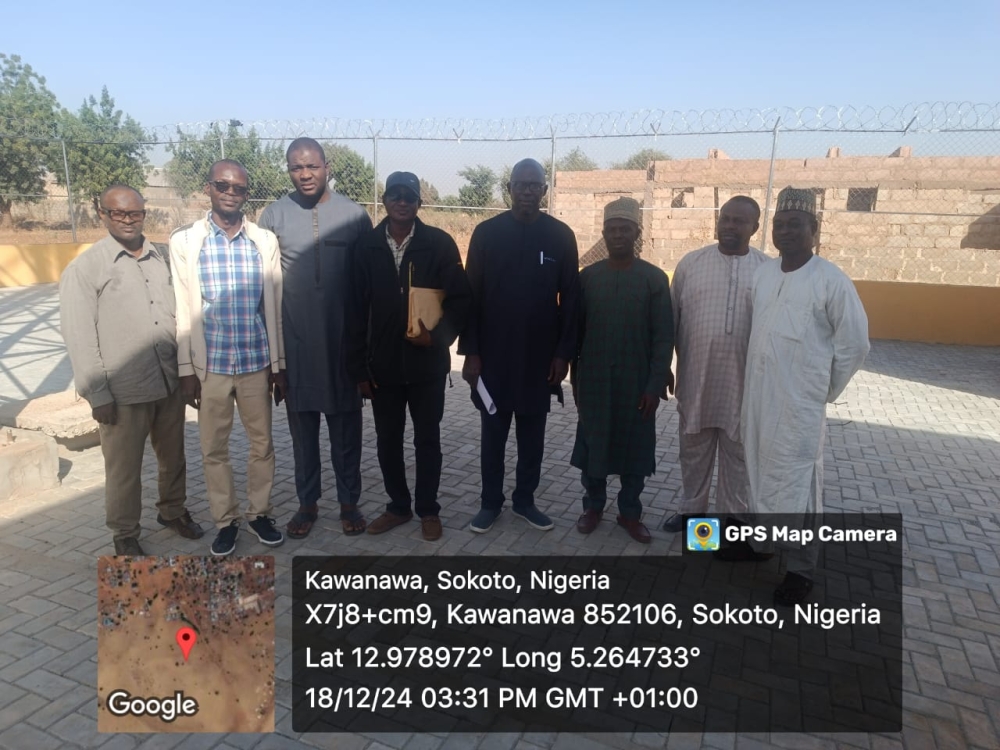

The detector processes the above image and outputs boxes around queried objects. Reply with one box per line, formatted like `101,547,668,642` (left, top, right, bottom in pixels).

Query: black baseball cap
385,172,420,199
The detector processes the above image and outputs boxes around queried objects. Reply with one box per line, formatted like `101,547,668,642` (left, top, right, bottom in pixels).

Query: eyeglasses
208,181,249,196
385,191,418,204
512,181,546,193
100,208,146,222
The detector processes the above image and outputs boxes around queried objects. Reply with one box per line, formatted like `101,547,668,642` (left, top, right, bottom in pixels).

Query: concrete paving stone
134,733,189,750
34,624,91,652
0,631,44,657
0,722,63,750
0,645,62,681
15,668,80,700
0,690,47,730
25,689,90,730
48,710,99,745
958,707,1000,747
96,735,139,750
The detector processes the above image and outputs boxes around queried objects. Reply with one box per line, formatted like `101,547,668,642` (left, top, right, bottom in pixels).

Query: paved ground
1,283,1000,749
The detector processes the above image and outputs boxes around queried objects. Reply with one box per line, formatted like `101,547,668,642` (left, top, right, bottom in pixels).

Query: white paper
476,377,497,415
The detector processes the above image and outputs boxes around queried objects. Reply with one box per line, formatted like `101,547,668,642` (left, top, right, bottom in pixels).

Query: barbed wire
2,103,998,143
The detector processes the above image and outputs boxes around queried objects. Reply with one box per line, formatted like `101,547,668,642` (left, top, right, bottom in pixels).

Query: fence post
219,128,225,160
549,128,557,214
759,117,781,255
372,132,379,222
59,138,78,242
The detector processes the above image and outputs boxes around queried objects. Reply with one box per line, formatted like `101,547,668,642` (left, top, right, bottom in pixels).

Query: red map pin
176,627,197,661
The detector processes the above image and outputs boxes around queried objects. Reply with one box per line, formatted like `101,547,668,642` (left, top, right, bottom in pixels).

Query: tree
323,143,380,205
52,87,150,214
457,165,498,209
550,147,598,173
165,122,287,207
419,178,439,205
613,148,672,170
0,54,59,226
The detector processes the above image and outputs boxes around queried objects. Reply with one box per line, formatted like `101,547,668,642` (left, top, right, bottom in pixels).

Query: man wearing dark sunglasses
169,160,287,557
259,137,373,540
458,158,581,534
347,172,471,541
60,185,204,555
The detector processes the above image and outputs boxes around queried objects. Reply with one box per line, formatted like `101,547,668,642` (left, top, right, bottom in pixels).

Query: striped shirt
198,213,270,375
672,243,769,439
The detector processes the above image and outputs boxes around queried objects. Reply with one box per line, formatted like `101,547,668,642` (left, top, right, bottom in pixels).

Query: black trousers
287,409,362,507
480,409,547,511
370,377,446,517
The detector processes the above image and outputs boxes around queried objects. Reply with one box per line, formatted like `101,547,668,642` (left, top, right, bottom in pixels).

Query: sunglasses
208,180,249,196
385,191,418,204
100,208,146,222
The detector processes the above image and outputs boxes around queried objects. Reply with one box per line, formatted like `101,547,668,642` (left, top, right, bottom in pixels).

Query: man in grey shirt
259,138,373,539
60,185,204,555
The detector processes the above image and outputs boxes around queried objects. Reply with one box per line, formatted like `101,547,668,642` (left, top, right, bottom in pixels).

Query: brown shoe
576,509,603,534
157,511,205,539
367,511,413,535
617,515,652,544
113,537,145,555
421,516,443,541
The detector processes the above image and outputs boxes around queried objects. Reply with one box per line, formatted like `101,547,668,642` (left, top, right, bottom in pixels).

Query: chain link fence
2,103,998,285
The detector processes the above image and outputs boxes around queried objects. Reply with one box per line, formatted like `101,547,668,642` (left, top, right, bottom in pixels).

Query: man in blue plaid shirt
170,160,288,556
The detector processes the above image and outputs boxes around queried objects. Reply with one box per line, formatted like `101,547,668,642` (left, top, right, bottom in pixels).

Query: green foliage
435,195,463,211
323,143,380,205
419,178,439,204
0,54,59,225
552,147,597,172
457,165,499,209
165,123,287,205
613,148,672,170
53,87,151,213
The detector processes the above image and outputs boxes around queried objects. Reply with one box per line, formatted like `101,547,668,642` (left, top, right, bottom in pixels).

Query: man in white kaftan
739,186,870,605
662,196,769,532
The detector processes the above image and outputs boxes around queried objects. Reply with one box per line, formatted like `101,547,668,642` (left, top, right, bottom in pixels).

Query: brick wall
555,151,1000,286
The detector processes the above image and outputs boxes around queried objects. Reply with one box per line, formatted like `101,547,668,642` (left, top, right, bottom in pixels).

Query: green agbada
571,258,674,477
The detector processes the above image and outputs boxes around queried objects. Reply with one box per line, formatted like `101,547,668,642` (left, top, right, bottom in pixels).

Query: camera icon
686,518,720,552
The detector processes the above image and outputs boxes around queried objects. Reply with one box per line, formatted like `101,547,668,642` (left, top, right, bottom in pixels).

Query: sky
4,0,998,128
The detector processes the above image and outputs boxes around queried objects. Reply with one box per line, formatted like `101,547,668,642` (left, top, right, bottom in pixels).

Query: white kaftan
741,255,870,515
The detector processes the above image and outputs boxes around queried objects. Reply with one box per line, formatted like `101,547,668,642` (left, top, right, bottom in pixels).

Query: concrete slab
0,427,59,500
0,390,98,450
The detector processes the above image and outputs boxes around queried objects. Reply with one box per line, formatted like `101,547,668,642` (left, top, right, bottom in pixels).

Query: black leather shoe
662,513,685,533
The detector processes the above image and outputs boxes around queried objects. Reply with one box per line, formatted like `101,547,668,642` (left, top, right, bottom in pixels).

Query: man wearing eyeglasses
169,160,287,556
258,138,373,540
459,158,581,533
347,172,471,541
60,185,204,555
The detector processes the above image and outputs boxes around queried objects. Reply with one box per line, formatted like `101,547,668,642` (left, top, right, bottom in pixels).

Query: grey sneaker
470,507,503,534
211,520,239,556
512,505,554,531
248,516,284,547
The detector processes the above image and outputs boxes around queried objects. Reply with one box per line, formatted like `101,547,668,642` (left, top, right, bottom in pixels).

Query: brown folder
407,285,445,338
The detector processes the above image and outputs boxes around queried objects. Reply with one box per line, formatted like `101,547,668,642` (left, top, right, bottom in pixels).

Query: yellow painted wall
0,243,92,288
854,280,1000,346
2,244,998,346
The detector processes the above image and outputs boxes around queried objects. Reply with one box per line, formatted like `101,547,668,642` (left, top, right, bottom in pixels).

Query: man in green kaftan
571,197,674,543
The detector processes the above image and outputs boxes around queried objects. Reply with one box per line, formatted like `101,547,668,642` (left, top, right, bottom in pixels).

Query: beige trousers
198,368,274,527
100,388,188,540
677,417,749,517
